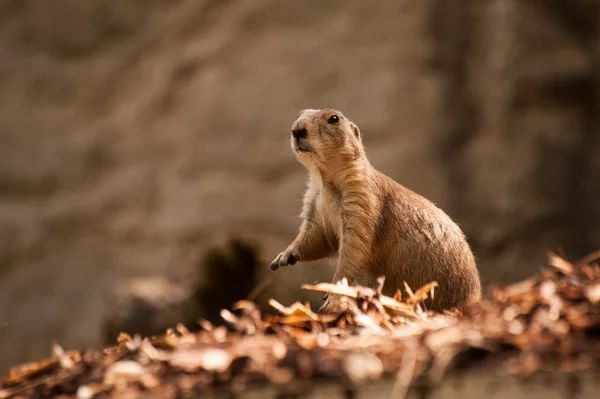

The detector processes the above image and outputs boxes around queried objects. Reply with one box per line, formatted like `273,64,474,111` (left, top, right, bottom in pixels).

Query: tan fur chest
314,185,342,254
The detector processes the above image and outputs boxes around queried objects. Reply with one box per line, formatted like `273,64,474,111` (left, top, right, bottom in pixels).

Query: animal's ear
350,122,361,141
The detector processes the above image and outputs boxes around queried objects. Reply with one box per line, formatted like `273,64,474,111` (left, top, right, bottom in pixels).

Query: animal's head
289,108,363,171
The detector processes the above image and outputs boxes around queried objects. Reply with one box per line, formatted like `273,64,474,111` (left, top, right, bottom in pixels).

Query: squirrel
268,108,481,313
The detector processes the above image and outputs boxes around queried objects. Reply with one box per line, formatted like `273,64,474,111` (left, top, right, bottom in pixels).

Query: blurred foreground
2,251,600,398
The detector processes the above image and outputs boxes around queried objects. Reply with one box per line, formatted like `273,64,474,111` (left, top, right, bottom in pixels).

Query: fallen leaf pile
2,251,600,398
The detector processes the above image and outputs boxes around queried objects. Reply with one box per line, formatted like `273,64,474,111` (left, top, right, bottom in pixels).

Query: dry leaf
548,252,573,274
169,348,232,373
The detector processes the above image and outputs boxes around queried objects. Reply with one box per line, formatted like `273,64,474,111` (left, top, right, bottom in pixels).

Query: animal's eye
327,115,339,124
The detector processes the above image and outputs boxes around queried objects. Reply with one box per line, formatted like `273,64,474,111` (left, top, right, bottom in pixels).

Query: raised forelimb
268,193,331,271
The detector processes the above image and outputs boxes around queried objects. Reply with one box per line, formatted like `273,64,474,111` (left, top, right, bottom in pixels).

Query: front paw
267,248,298,271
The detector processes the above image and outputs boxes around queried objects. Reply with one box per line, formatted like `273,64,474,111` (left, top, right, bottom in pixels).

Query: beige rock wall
0,0,598,372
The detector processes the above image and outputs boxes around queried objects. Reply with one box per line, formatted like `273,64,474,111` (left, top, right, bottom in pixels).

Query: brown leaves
103,361,159,390
584,284,600,303
2,358,60,387
469,251,600,373
301,278,430,320
548,251,574,274
3,251,600,398
169,348,232,373
2,345,81,386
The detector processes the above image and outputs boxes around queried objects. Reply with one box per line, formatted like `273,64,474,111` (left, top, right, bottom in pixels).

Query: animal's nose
291,127,307,140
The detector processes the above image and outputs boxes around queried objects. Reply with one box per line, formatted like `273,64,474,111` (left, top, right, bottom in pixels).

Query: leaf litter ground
2,251,600,398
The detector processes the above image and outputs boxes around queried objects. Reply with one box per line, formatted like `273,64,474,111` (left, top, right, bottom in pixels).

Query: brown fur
268,108,481,312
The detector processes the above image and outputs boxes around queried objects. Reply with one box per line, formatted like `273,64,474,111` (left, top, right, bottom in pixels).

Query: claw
288,253,298,265
267,250,298,272
267,254,281,271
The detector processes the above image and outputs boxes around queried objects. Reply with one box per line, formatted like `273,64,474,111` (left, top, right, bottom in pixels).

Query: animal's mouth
292,139,313,153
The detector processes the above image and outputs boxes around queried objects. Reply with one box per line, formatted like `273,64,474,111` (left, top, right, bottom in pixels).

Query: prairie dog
268,108,481,312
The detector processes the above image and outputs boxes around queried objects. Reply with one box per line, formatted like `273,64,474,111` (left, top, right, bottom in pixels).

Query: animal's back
368,172,481,310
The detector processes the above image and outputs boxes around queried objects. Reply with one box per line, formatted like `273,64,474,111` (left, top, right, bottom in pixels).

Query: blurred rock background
0,0,598,373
